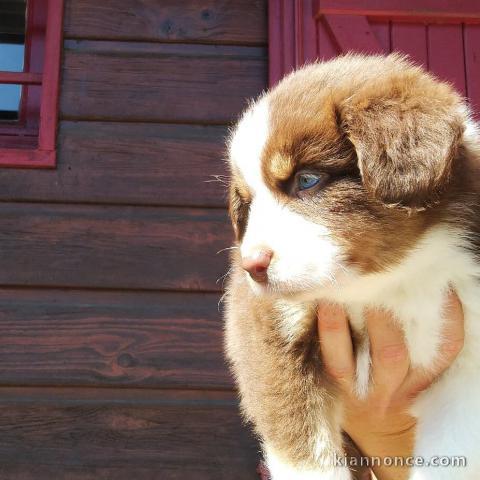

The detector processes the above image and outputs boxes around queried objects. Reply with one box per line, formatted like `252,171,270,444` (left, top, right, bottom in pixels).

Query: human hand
318,292,464,480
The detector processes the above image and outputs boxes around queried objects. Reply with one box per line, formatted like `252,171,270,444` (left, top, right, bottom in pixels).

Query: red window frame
0,0,64,168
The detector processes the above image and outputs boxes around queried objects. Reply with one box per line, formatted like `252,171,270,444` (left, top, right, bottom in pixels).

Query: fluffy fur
224,54,480,479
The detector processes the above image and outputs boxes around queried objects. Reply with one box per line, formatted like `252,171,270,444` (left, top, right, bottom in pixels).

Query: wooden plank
0,289,231,389
464,25,480,119
0,148,55,168
0,387,259,480
0,122,228,207
316,0,480,23
268,0,284,85
323,14,385,54
317,17,339,61
269,0,318,85
370,21,391,53
64,0,268,45
0,72,42,85
0,203,231,291
60,41,267,123
299,0,318,66
281,0,295,73
391,22,428,68
428,24,466,95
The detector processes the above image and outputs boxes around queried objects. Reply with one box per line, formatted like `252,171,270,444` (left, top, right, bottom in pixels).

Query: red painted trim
21,0,46,133
0,0,64,168
0,149,55,168
269,0,314,86
38,0,64,153
324,14,384,54
269,0,284,86
0,72,43,85
0,126,37,136
316,0,480,24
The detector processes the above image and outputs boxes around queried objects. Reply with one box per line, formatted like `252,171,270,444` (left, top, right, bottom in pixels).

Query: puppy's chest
276,292,448,373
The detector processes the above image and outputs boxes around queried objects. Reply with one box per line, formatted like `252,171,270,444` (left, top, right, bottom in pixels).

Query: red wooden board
269,0,480,117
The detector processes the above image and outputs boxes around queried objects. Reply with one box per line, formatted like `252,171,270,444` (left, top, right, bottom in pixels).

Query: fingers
366,307,410,403
404,290,464,395
438,290,465,365
318,302,355,390
318,291,464,409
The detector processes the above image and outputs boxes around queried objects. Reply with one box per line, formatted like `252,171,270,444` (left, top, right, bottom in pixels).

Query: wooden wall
0,1,268,478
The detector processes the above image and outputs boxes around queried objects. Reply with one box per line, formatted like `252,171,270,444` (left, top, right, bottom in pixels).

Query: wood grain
60,41,267,123
0,203,231,290
64,0,267,46
391,22,428,67
464,25,480,119
0,122,228,207
323,15,384,55
0,388,259,480
0,289,231,389
428,24,466,95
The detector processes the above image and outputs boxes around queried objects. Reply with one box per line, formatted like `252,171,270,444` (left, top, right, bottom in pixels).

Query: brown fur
225,263,342,467
224,54,480,475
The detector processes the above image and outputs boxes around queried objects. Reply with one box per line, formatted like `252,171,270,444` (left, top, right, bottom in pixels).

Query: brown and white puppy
224,54,480,480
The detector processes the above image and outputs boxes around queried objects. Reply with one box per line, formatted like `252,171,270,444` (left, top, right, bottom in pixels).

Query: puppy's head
228,54,468,296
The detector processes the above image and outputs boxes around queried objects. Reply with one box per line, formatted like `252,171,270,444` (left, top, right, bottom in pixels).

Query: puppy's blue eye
298,173,321,191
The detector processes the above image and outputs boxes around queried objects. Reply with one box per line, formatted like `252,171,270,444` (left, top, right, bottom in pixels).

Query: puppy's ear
338,64,464,208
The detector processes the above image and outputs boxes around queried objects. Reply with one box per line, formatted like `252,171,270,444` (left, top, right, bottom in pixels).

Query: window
0,0,64,167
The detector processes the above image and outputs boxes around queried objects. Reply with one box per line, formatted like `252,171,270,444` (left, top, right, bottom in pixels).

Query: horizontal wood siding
0,0,267,476
0,290,230,389
64,0,267,45
0,388,258,480
61,41,267,123
0,204,230,290
0,122,228,207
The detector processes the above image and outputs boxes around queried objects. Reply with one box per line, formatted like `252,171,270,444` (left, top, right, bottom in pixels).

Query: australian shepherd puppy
224,54,480,480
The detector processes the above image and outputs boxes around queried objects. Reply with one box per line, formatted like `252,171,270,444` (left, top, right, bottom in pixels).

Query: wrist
343,411,416,480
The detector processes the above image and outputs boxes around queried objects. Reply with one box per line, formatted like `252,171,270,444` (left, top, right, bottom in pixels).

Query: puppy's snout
241,249,273,283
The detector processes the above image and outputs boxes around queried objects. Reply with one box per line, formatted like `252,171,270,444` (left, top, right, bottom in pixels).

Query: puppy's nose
241,249,273,283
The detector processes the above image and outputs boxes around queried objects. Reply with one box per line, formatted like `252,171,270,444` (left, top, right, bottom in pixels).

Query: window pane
0,42,24,72
0,0,26,71
0,84,21,119
0,1,26,120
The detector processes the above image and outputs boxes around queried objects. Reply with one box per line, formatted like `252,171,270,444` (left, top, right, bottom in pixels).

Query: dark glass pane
0,83,21,119
0,0,26,120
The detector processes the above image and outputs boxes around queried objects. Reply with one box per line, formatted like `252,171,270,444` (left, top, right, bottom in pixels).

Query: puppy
224,54,480,480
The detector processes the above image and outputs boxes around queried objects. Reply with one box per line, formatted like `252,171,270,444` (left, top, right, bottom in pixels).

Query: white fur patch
354,336,370,399
265,448,352,480
241,191,343,295
275,300,312,342
229,98,345,296
228,96,269,195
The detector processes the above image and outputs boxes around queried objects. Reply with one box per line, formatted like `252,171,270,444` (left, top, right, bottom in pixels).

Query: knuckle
320,318,345,332
375,343,408,364
326,365,353,382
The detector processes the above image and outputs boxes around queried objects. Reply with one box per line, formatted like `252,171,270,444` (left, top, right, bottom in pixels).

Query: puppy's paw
266,450,353,480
